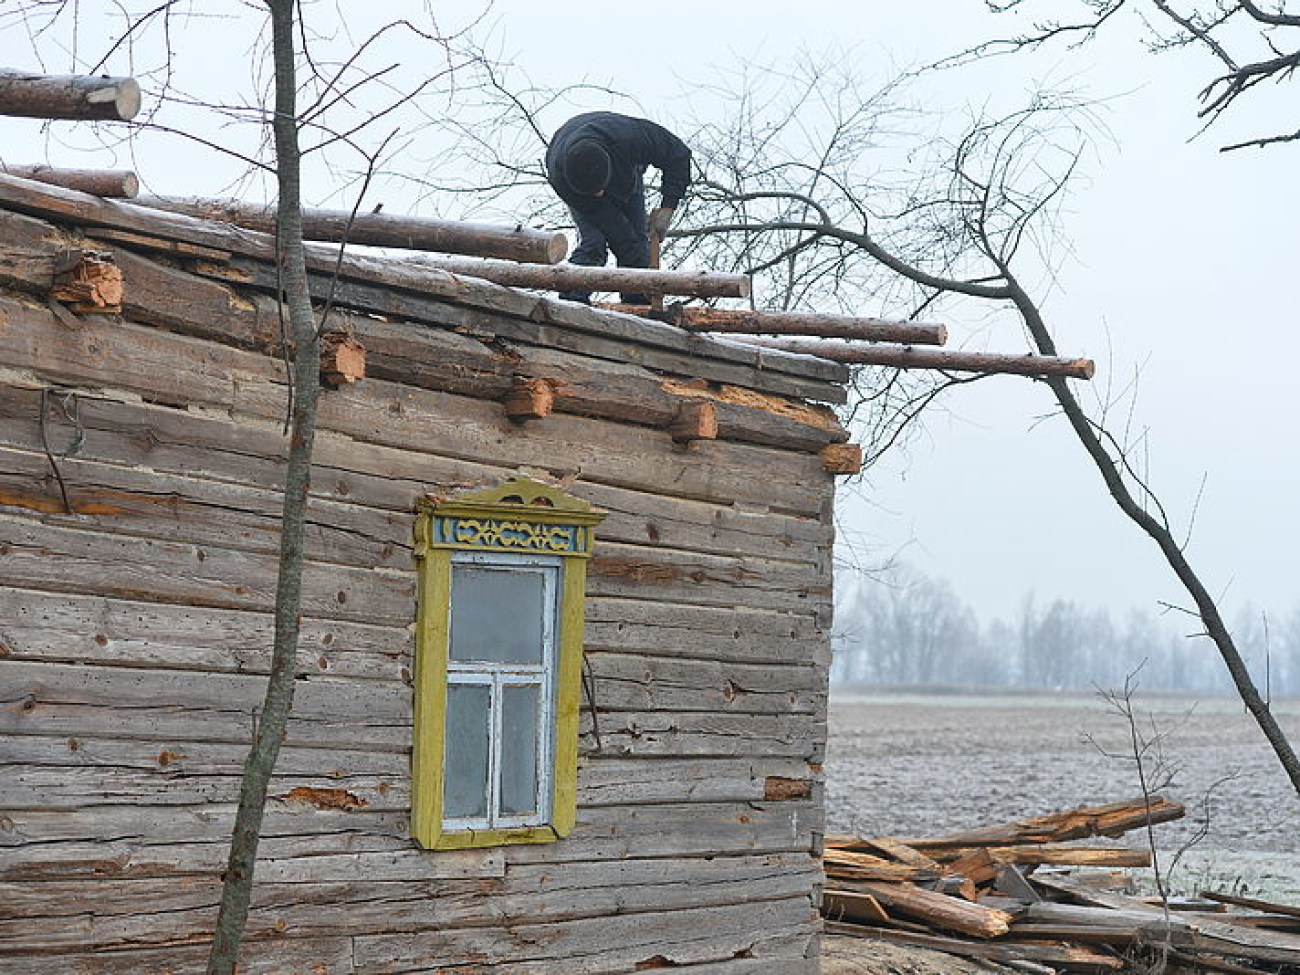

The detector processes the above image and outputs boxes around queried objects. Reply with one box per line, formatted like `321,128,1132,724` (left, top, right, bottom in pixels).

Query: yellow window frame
411,477,604,850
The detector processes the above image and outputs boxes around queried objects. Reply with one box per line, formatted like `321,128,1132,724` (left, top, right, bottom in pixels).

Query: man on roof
545,111,692,306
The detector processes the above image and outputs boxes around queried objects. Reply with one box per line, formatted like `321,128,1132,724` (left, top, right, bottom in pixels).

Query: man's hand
648,206,675,240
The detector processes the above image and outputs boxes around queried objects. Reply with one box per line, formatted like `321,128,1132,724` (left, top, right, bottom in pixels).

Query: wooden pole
407,255,751,299
0,69,141,121
603,304,947,345
735,337,1095,380
133,196,569,264
2,164,139,198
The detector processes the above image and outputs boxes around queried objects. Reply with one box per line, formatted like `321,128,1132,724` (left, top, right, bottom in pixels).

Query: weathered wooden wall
0,190,843,973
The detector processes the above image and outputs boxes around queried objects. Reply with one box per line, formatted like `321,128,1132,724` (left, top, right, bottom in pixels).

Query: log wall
0,189,844,973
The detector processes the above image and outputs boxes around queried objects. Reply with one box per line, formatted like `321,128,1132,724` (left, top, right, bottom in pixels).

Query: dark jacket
546,111,692,265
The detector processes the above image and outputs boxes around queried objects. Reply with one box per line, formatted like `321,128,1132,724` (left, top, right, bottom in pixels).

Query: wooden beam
133,196,569,264
0,70,141,121
1200,890,1300,920
735,337,1095,380
899,797,1185,850
2,164,138,198
848,881,1014,938
405,256,751,300
681,307,946,345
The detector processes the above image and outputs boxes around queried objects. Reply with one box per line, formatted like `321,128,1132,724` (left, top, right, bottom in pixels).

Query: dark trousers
562,173,650,305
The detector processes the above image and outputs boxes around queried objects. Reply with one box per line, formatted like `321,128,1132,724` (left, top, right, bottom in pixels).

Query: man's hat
565,139,612,195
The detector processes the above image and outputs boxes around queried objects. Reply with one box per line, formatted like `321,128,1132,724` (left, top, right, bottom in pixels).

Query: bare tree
206,4,317,969
957,1,1300,151
676,65,1300,794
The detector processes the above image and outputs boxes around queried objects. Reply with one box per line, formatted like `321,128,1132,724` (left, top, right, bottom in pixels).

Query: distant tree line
831,564,1300,697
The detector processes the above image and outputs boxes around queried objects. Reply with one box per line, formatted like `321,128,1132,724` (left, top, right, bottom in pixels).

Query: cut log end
544,232,569,264
503,377,556,422
4,164,140,199
108,77,142,121
0,72,142,121
669,399,718,444
320,333,367,388
819,443,863,476
49,250,123,313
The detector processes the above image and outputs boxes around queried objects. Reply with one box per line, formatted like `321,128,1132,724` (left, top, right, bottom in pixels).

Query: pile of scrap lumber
824,797,1300,973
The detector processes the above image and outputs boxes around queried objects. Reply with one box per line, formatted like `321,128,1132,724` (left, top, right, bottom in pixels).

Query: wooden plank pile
823,798,1300,973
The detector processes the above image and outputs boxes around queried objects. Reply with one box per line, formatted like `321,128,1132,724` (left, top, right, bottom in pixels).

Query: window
411,478,604,850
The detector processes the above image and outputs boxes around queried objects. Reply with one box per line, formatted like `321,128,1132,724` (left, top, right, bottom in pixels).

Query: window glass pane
443,682,491,820
449,565,545,664
499,683,541,817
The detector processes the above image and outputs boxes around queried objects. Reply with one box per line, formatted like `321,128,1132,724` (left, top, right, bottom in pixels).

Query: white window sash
443,552,560,832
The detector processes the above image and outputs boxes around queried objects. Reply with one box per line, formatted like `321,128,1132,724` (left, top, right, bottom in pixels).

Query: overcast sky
12,2,1296,630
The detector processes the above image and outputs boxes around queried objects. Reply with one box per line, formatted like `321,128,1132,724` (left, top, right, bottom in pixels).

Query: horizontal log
0,938,357,974
604,304,947,345
584,651,822,715
578,757,816,807
1,164,138,198
848,880,1014,938
735,336,1096,379
0,69,141,121
405,254,751,298
133,195,568,264
0,586,409,683
579,710,822,762
586,598,827,668
353,896,814,971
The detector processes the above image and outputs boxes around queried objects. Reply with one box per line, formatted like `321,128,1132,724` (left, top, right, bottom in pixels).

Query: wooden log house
0,173,851,972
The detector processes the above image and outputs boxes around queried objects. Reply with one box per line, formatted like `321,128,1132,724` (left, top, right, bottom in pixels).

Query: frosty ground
820,690,1300,971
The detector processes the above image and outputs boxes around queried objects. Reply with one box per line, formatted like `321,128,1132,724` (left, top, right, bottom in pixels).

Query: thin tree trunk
1003,272,1300,795
206,2,321,970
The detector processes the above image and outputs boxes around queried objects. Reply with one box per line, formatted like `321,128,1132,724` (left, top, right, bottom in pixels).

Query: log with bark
0,69,141,121
402,255,751,299
735,336,1095,380
1,165,139,198
132,196,569,264
599,303,947,345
